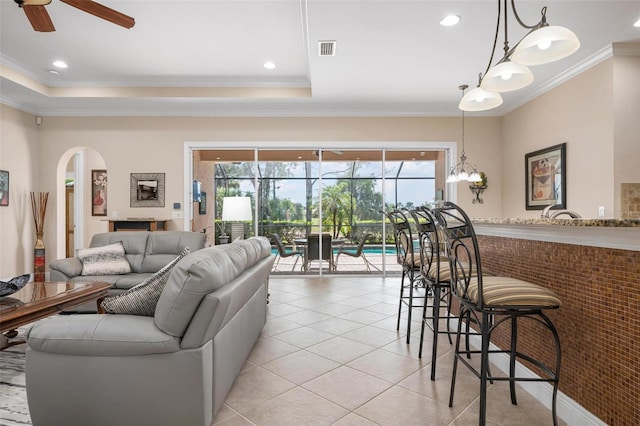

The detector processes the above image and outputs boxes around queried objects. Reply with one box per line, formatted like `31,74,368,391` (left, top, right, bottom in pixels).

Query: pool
271,246,397,255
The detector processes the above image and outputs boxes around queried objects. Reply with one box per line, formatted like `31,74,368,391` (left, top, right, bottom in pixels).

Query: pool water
271,246,396,255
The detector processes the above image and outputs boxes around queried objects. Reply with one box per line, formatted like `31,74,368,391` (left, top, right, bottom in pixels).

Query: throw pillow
101,247,190,316
77,242,131,276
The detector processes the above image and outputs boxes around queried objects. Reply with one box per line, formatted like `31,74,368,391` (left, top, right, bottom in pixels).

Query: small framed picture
0,170,9,207
525,143,566,210
91,169,108,216
199,192,207,215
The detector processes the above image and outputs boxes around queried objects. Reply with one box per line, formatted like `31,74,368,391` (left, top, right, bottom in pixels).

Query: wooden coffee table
0,281,111,350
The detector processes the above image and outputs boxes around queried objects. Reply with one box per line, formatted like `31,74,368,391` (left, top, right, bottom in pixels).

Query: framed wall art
0,170,8,207
130,172,165,208
91,169,108,216
525,143,566,210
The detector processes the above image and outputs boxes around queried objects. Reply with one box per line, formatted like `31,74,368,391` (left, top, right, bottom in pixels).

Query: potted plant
216,221,230,244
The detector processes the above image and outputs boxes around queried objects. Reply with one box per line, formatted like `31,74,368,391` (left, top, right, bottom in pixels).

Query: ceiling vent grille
318,40,336,56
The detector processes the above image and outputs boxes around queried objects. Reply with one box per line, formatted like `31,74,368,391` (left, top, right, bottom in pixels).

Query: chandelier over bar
448,85,482,184
460,0,580,112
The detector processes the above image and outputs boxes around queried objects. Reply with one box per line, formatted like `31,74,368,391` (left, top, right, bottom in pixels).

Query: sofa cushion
77,242,131,276
90,232,149,273
155,237,271,337
101,248,190,316
141,231,207,273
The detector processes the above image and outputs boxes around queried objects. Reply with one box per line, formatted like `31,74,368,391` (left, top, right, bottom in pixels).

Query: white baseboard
450,318,606,426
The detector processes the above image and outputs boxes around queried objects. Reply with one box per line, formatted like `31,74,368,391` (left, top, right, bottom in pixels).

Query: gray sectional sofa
26,236,275,426
49,230,206,301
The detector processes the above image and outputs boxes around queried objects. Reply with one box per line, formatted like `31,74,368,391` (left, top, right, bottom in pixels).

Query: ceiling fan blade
23,5,55,32
60,0,135,29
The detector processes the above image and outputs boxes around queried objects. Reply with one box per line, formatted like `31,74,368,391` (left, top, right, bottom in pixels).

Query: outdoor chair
303,233,334,272
383,209,425,344
410,207,454,380
433,202,562,426
271,234,302,271
334,233,377,271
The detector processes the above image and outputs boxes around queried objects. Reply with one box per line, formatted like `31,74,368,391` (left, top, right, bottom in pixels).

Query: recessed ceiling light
52,60,68,69
440,15,460,27
264,61,276,70
48,69,60,75
634,18,640,27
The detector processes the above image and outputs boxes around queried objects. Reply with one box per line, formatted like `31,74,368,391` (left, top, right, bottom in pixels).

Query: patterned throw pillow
77,242,131,276
101,247,190,316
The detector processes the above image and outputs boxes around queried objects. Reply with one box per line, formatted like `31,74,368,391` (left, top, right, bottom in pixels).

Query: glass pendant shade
511,25,580,66
459,87,503,112
468,170,482,182
446,172,458,183
480,61,534,92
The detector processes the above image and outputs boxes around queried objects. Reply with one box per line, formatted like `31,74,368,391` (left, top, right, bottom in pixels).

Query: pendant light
460,0,579,112
448,85,482,183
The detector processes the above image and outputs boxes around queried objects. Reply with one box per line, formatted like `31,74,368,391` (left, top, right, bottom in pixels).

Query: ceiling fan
14,0,135,32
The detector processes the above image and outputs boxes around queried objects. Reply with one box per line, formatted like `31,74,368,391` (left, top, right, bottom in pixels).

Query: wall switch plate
598,206,605,217
172,211,184,219
112,211,118,219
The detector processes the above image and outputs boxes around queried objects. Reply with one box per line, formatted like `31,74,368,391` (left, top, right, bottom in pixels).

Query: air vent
318,40,336,56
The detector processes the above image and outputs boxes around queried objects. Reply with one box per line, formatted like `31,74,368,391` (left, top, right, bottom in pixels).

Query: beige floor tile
273,326,335,348
306,336,376,364
330,412,379,425
341,325,402,348
307,317,366,336
338,309,391,325
213,414,255,425
212,403,237,425
355,385,459,426
310,303,359,316
224,366,296,414
242,387,349,426
336,296,381,309
347,348,424,383
262,350,340,385
261,317,302,337
247,335,299,365
361,301,399,316
302,365,393,411
281,309,333,326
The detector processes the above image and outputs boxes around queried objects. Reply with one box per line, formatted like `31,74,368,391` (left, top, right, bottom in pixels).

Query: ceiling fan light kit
459,0,580,112
15,0,135,32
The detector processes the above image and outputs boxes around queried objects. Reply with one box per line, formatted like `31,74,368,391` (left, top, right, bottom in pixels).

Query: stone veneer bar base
476,234,639,425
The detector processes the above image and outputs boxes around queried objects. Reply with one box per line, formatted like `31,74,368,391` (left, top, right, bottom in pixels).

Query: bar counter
471,217,639,425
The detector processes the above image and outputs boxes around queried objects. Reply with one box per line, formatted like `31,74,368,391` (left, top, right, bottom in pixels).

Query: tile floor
212,275,562,425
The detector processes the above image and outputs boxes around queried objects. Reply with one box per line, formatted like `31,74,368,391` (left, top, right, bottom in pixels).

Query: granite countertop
472,218,640,228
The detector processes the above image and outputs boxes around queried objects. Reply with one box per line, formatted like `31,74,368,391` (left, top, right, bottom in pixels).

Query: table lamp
222,196,252,241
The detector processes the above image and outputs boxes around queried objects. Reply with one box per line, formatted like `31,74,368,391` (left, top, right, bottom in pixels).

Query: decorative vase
34,231,45,282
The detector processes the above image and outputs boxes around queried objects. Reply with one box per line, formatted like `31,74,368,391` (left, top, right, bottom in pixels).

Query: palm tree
320,182,351,238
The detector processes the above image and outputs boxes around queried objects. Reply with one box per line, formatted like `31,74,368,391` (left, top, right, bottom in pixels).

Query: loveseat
26,236,275,426
49,230,206,299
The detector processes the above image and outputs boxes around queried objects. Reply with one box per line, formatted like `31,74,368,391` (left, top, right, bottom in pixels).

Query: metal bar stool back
433,202,562,426
410,207,454,380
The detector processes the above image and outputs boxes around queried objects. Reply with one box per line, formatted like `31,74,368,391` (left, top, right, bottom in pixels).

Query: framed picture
525,143,566,210
0,170,8,207
199,192,207,215
91,169,108,216
130,173,165,207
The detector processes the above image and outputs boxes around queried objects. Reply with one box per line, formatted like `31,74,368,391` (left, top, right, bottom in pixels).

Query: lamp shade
480,61,534,92
459,87,503,112
222,197,252,221
511,25,580,66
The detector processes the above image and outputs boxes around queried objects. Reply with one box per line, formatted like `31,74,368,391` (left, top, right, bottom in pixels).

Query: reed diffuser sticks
30,191,49,234
30,191,49,282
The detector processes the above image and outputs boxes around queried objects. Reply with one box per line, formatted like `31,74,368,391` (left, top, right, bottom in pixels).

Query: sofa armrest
49,257,83,281
26,314,180,357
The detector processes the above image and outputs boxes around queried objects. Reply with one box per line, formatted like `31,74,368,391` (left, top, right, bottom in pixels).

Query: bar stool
433,202,562,426
410,207,454,380
383,209,424,344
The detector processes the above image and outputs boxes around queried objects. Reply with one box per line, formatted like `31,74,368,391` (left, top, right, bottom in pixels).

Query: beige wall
613,54,640,215
502,60,616,219
0,105,41,278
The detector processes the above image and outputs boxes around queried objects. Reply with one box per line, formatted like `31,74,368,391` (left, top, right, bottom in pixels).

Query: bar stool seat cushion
466,276,562,308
